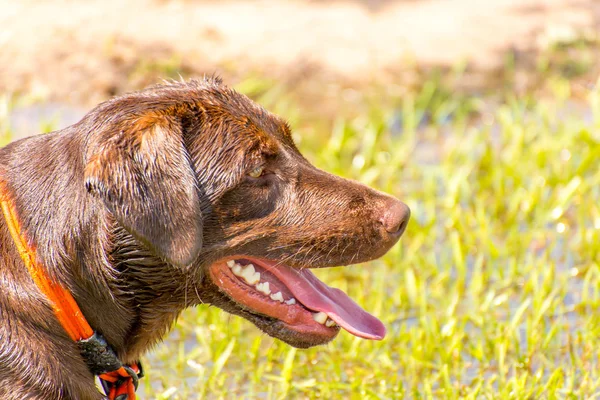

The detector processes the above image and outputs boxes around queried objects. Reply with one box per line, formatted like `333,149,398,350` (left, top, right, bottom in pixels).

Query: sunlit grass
0,95,12,146
2,73,599,399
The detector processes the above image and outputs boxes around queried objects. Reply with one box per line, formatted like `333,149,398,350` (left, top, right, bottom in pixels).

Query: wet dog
0,78,409,399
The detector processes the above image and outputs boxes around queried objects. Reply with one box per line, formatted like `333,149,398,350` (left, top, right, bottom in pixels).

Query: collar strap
0,186,142,400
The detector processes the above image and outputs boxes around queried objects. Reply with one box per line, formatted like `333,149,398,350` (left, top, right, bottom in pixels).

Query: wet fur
0,79,408,399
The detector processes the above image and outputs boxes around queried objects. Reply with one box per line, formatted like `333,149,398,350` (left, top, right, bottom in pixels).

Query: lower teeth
312,312,336,327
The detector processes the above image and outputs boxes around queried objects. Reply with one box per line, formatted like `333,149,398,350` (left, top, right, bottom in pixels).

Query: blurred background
1,0,600,398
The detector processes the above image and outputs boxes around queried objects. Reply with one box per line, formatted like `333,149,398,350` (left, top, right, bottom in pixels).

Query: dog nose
379,199,410,235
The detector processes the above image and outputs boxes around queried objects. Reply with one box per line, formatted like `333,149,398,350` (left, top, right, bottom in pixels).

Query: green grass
0,95,12,147
2,74,599,399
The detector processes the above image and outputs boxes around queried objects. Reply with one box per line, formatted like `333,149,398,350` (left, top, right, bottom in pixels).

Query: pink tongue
264,261,386,340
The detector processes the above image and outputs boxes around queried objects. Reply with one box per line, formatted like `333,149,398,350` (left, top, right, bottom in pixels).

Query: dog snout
377,198,410,237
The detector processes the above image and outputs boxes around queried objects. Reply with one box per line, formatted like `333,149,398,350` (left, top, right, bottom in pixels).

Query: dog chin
254,319,340,349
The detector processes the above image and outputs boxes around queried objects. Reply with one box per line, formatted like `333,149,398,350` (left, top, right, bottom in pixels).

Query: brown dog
0,78,409,399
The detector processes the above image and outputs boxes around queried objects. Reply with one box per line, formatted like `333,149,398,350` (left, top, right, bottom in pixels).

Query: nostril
379,201,410,235
397,219,407,234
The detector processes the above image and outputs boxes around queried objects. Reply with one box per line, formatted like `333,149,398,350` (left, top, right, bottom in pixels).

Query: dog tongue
265,262,386,340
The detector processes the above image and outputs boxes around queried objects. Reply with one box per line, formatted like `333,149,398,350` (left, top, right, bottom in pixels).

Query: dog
0,78,409,399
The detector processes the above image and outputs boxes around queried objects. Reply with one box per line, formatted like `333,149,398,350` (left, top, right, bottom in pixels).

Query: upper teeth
236,263,261,285
256,282,271,295
232,264,243,276
227,260,295,305
270,291,284,303
226,260,336,327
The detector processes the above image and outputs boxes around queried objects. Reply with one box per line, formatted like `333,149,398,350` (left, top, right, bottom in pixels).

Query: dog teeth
255,281,271,295
227,261,300,307
311,312,336,327
312,312,328,324
243,263,255,276
232,264,243,276
229,261,260,285
240,264,260,285
270,292,284,303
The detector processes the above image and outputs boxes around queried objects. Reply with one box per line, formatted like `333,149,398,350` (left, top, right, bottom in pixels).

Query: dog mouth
208,257,386,344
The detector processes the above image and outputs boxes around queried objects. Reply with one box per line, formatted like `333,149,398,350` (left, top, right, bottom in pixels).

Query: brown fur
0,78,409,399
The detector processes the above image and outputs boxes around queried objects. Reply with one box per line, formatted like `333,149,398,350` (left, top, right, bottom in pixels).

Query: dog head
84,78,410,348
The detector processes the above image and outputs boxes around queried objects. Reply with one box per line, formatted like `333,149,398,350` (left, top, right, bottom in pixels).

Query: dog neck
0,158,201,364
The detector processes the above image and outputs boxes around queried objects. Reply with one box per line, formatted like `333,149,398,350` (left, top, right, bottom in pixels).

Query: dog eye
247,165,265,178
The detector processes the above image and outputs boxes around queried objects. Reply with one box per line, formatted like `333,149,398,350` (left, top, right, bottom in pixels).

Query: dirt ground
0,0,599,105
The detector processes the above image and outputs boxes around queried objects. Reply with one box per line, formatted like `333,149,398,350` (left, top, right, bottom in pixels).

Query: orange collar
0,184,141,400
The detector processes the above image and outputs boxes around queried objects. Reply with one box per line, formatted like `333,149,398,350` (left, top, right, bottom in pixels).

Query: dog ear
84,111,202,267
